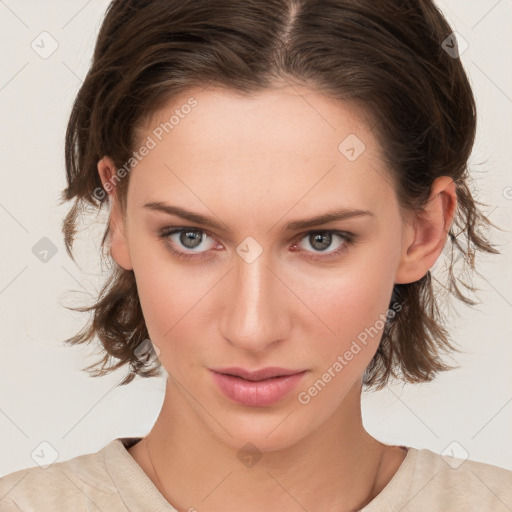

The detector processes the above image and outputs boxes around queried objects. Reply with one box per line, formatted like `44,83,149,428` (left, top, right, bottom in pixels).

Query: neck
131,377,396,512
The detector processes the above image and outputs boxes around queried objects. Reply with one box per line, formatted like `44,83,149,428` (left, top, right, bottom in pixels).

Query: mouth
209,367,308,407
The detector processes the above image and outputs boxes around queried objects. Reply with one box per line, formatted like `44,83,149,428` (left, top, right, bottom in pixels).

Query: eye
291,231,355,261
157,227,356,262
158,227,217,261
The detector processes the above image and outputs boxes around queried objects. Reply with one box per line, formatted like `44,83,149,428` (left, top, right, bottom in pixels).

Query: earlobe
97,156,133,271
394,176,457,284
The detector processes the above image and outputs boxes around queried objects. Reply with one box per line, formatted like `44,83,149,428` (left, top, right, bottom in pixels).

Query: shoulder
402,447,512,511
0,440,122,511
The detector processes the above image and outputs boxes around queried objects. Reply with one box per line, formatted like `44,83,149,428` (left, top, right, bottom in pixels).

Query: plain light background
0,0,511,478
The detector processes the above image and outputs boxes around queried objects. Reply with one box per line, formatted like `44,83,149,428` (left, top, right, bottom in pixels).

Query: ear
394,176,457,284
97,156,133,271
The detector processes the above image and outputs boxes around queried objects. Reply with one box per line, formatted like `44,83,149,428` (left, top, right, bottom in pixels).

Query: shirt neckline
102,436,178,511
103,437,418,511
359,445,417,511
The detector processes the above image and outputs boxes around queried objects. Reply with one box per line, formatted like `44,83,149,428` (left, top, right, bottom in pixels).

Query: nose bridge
220,245,289,352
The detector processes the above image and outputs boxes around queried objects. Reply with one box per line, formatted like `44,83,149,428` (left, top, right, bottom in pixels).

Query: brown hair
60,0,501,389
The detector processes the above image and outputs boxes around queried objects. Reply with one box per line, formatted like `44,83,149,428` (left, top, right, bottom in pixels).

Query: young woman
1,0,511,510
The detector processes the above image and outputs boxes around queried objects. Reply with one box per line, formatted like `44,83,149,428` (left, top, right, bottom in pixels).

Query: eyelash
157,227,356,263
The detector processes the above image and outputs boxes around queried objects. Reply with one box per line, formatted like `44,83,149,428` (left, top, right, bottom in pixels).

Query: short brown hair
60,0,501,389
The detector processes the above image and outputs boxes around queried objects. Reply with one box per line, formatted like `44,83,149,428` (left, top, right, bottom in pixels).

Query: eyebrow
143,201,374,233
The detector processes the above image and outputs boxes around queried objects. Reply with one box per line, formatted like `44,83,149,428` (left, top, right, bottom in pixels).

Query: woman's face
106,84,413,451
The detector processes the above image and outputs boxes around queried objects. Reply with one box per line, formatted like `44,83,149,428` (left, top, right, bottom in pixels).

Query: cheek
130,247,209,358
309,245,397,361
294,255,397,410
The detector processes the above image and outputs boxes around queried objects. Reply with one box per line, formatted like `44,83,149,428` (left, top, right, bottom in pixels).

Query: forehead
128,85,395,222
138,84,376,157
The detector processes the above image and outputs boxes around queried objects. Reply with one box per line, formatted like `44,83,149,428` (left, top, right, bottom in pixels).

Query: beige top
1,437,511,511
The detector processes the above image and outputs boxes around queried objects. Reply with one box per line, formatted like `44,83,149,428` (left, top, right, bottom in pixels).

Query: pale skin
98,83,457,511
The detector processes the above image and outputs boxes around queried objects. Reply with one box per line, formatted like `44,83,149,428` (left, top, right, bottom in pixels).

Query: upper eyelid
144,203,373,233
160,225,348,236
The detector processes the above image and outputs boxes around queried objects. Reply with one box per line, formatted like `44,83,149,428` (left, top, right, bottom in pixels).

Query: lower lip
210,370,307,407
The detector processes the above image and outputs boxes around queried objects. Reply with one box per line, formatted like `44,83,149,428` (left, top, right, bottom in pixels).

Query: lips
209,367,307,407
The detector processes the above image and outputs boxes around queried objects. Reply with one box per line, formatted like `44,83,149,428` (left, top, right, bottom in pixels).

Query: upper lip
210,367,306,381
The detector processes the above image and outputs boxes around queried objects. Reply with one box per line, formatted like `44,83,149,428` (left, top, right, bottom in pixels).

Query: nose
219,248,291,353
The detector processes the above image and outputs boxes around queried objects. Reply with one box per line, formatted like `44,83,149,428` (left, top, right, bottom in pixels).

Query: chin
207,406,316,454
